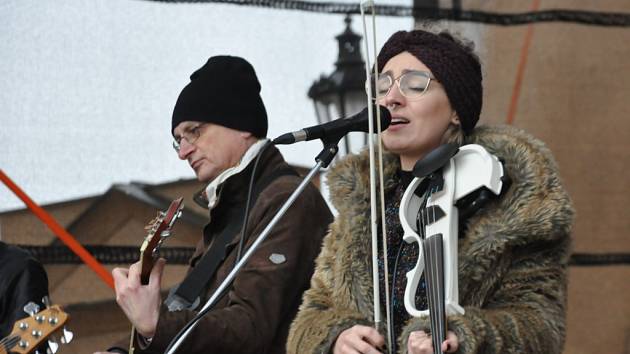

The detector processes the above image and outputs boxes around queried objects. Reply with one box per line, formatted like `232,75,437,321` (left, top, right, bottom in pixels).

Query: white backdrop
0,1,487,213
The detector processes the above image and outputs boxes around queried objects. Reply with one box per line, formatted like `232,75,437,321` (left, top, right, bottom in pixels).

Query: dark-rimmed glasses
373,70,437,100
172,123,206,153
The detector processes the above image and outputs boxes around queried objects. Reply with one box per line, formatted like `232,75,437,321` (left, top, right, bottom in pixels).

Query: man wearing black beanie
99,56,332,354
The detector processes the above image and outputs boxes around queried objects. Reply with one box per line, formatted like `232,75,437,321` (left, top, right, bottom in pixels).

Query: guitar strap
165,166,298,312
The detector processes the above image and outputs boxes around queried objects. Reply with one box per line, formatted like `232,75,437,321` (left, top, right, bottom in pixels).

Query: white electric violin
399,143,505,353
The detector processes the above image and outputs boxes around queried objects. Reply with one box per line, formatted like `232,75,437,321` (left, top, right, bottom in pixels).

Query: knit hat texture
377,30,482,134
171,55,268,137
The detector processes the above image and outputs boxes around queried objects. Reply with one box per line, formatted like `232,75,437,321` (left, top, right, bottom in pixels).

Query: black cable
137,0,630,27
235,139,273,262
569,253,630,266
16,245,630,266
17,245,194,264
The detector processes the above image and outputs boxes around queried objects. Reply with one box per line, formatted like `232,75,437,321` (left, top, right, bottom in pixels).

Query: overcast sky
0,0,422,212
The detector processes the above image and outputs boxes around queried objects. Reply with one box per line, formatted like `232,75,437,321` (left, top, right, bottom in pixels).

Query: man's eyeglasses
373,70,437,100
172,123,205,153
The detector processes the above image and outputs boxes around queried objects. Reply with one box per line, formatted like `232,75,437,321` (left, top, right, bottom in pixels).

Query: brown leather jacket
134,145,333,354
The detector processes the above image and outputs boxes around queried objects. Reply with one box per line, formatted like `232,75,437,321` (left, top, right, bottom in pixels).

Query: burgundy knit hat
377,30,482,134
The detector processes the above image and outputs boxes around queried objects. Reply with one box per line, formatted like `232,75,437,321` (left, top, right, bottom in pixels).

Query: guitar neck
137,197,184,285
423,234,446,354
139,253,154,285
129,197,184,354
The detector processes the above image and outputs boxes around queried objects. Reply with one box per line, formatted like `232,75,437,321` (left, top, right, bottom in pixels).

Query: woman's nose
382,84,404,109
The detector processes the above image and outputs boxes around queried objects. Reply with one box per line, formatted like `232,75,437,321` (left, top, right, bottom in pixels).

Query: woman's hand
333,325,385,354
407,330,458,354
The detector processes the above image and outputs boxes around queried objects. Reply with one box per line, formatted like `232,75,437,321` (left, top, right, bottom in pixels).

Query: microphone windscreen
375,105,392,131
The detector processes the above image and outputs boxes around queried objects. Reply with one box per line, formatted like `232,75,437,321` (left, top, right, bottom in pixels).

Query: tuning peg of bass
60,327,74,344
42,296,52,308
23,301,40,316
47,336,60,354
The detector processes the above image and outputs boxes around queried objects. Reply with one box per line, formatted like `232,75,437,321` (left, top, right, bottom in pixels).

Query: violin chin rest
412,143,459,178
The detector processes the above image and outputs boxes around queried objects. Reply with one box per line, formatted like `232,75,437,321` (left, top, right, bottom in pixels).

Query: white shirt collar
204,139,269,211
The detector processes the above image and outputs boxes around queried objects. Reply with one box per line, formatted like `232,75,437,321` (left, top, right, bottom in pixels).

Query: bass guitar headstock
3,300,71,354
139,197,184,284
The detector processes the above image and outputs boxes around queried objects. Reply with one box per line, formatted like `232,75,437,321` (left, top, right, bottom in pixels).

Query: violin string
432,238,439,353
438,236,445,353
427,237,436,353
436,238,443,353
435,182,445,353
427,180,446,354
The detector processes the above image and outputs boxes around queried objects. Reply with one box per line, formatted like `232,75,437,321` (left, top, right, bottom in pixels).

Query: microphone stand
164,141,340,354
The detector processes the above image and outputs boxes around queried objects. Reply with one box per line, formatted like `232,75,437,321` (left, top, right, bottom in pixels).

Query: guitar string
1,335,20,351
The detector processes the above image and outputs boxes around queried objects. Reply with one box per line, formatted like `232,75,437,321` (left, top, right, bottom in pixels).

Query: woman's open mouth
390,117,409,125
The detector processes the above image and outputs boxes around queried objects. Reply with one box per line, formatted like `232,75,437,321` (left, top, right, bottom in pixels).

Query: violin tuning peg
23,301,40,316
61,327,73,344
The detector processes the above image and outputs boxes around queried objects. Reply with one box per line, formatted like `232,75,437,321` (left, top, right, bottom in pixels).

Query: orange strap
0,169,114,290
506,0,541,125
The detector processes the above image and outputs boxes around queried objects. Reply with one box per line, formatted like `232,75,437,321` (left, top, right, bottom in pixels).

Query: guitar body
129,197,184,354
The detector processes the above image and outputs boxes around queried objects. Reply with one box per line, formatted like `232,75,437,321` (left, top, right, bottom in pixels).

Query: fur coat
287,125,574,354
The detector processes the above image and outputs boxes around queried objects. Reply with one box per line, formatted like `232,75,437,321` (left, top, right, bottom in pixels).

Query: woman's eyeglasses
372,70,437,100
172,123,205,153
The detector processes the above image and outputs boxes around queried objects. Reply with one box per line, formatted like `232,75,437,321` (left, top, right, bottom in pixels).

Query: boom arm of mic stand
164,143,338,354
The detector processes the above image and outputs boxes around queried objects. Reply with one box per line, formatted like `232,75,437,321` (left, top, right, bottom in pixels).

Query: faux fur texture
287,125,574,354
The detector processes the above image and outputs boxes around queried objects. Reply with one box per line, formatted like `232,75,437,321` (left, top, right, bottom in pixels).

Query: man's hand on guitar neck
112,258,166,339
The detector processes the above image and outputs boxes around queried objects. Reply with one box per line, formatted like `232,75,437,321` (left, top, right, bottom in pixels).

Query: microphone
273,105,392,145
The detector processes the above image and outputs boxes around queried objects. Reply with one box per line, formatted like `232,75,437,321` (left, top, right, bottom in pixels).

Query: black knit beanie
171,55,268,137
377,30,482,135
